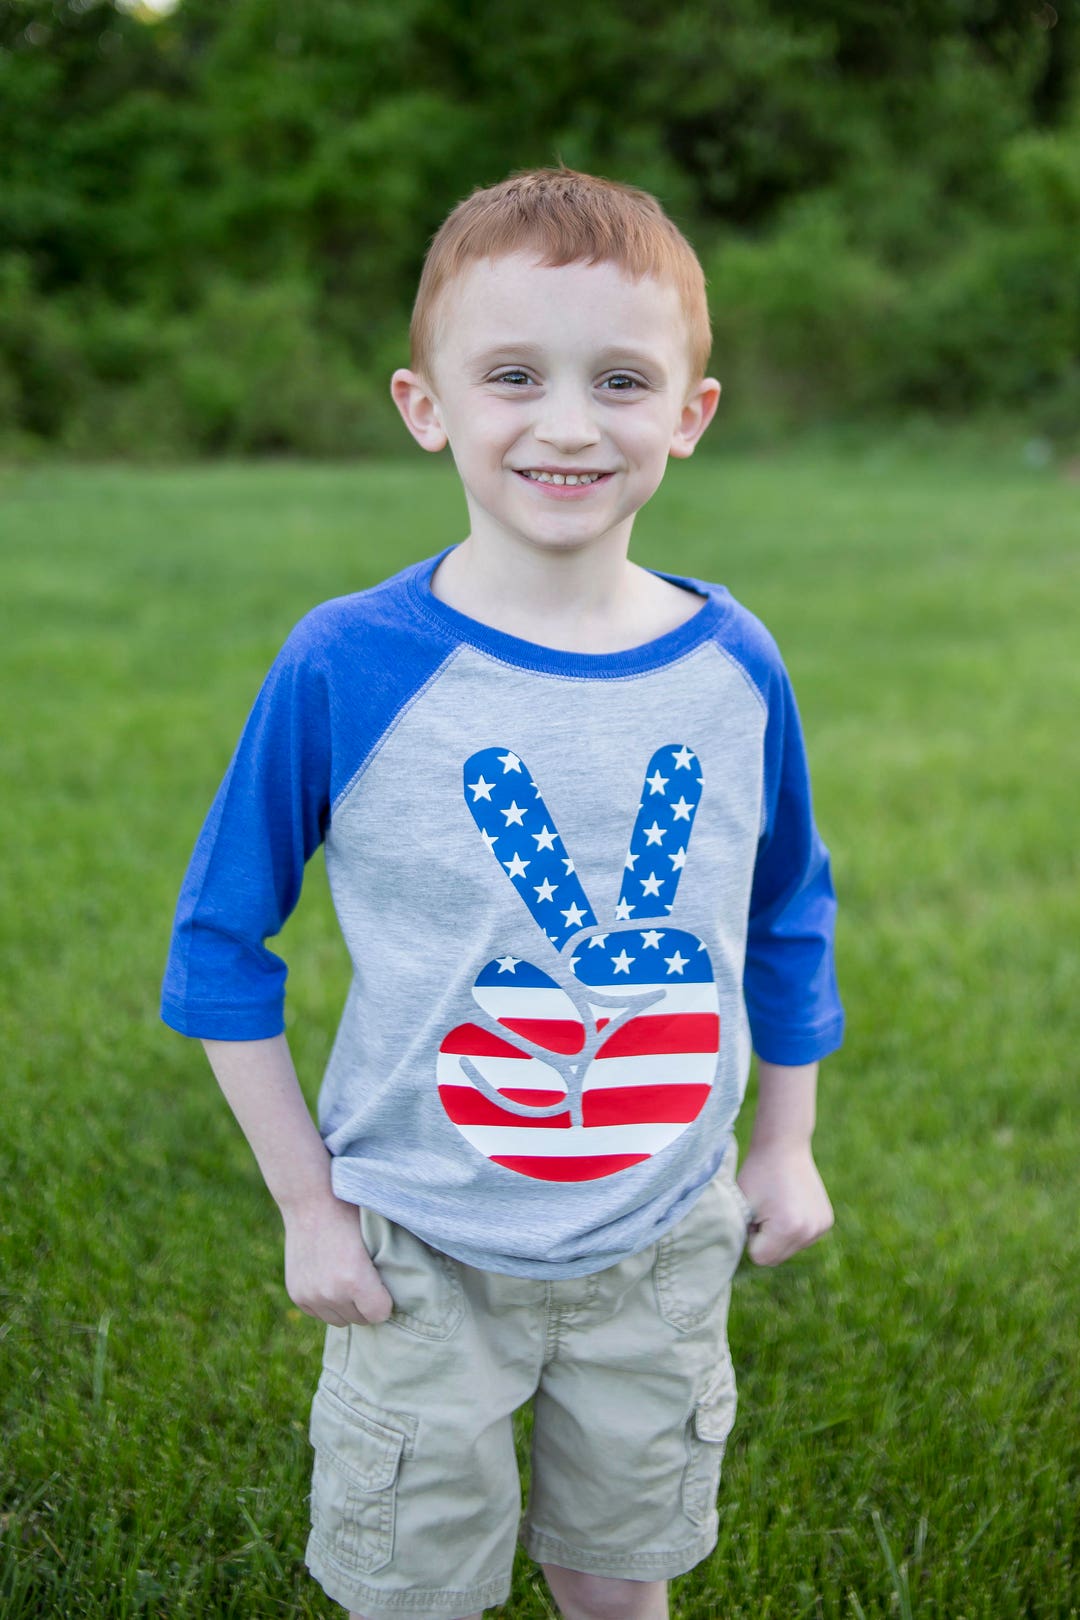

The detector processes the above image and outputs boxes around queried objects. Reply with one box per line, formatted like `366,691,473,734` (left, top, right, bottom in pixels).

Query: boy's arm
201,1035,393,1326
736,1059,833,1267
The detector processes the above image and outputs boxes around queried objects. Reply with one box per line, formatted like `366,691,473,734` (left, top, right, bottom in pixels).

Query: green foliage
0,265,404,457
0,255,88,443
0,0,1076,454
707,149,1080,433
707,209,902,426
159,278,398,457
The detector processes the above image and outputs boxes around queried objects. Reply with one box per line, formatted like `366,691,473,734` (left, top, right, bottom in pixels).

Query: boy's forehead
431,253,688,360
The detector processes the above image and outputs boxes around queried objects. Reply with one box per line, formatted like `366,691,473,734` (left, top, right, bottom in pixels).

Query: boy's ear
668,377,722,460
390,368,448,453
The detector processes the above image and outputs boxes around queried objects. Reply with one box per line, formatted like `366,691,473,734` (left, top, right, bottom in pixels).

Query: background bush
0,0,1077,456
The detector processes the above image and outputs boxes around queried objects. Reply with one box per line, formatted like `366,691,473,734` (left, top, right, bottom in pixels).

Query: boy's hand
282,1195,394,1327
736,1140,833,1267
199,1034,395,1324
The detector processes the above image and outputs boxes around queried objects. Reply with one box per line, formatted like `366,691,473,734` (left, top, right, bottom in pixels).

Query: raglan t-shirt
161,550,843,1278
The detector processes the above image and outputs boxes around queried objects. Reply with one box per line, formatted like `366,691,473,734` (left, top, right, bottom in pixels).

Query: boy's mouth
516,469,609,487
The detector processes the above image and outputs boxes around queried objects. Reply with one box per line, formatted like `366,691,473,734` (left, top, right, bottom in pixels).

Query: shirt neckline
406,548,721,679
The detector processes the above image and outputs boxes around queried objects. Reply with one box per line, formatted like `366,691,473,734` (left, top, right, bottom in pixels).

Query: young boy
162,168,843,1620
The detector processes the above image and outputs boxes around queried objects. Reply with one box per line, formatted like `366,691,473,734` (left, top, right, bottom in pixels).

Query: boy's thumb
745,1224,777,1267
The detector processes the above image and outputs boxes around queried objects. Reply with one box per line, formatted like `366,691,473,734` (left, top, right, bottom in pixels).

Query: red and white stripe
437,977,718,1182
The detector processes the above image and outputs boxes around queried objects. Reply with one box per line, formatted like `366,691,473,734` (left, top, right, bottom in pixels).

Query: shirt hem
749,1013,845,1066
159,999,285,1041
329,1140,734,1280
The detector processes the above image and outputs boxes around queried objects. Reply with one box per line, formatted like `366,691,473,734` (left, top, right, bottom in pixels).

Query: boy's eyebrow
469,343,672,374
592,345,672,374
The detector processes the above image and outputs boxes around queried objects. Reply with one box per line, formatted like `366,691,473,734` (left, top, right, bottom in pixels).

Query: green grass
1,445,1077,1618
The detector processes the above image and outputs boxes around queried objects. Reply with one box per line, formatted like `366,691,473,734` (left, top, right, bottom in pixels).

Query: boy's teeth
525,470,601,485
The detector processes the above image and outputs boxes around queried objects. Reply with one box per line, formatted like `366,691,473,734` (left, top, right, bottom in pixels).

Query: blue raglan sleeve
160,620,333,1041
743,651,844,1066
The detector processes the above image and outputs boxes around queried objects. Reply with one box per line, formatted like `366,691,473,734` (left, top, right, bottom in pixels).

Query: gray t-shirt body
162,552,843,1277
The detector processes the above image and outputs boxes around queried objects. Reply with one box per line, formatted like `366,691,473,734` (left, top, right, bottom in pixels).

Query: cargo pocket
682,1360,737,1527
309,1382,406,1576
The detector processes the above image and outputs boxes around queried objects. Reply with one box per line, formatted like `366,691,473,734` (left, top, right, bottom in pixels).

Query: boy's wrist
745,1122,817,1155
747,1058,820,1151
276,1175,346,1225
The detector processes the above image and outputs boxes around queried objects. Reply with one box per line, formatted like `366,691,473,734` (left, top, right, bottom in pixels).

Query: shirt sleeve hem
750,1014,845,1067
160,999,286,1041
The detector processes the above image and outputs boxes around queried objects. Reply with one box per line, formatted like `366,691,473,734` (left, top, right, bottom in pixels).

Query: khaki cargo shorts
306,1147,750,1619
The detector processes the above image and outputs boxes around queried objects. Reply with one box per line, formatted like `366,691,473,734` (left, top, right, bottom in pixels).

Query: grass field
1,445,1077,1618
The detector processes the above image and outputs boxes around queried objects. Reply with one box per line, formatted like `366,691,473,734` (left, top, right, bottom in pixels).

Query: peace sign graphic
436,745,720,1182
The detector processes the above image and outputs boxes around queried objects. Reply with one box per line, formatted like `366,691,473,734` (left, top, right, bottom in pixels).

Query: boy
162,168,842,1620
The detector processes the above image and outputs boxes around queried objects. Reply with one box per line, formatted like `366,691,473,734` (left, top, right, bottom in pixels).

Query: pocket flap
693,1362,737,1444
693,1398,736,1444
310,1385,405,1493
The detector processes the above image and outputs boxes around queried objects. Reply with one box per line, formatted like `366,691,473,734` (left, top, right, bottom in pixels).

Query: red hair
410,168,711,381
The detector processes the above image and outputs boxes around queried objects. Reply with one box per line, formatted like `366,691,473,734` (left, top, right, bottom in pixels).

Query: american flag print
437,746,721,1183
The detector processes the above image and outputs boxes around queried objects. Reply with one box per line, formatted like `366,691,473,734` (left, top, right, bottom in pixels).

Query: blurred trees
1,0,1077,454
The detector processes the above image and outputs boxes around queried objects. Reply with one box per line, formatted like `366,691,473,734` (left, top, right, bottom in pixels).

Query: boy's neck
430,533,704,655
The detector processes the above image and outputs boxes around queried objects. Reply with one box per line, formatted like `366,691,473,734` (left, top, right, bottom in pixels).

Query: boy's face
392,254,719,560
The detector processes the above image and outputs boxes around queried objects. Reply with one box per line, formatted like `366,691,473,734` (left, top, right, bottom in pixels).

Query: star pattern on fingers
464,744,705,962
464,747,598,949
615,745,702,919
571,926,713,987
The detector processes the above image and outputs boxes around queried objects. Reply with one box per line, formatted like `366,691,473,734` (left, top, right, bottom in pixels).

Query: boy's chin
502,512,636,554
464,492,644,558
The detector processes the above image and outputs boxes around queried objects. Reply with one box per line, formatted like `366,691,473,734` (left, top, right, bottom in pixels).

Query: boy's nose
533,388,601,453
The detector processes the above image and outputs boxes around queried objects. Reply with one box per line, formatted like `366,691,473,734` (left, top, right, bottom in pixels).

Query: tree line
1,0,1077,456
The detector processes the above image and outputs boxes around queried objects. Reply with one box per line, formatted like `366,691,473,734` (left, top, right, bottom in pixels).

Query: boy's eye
600,373,643,392
492,370,534,386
